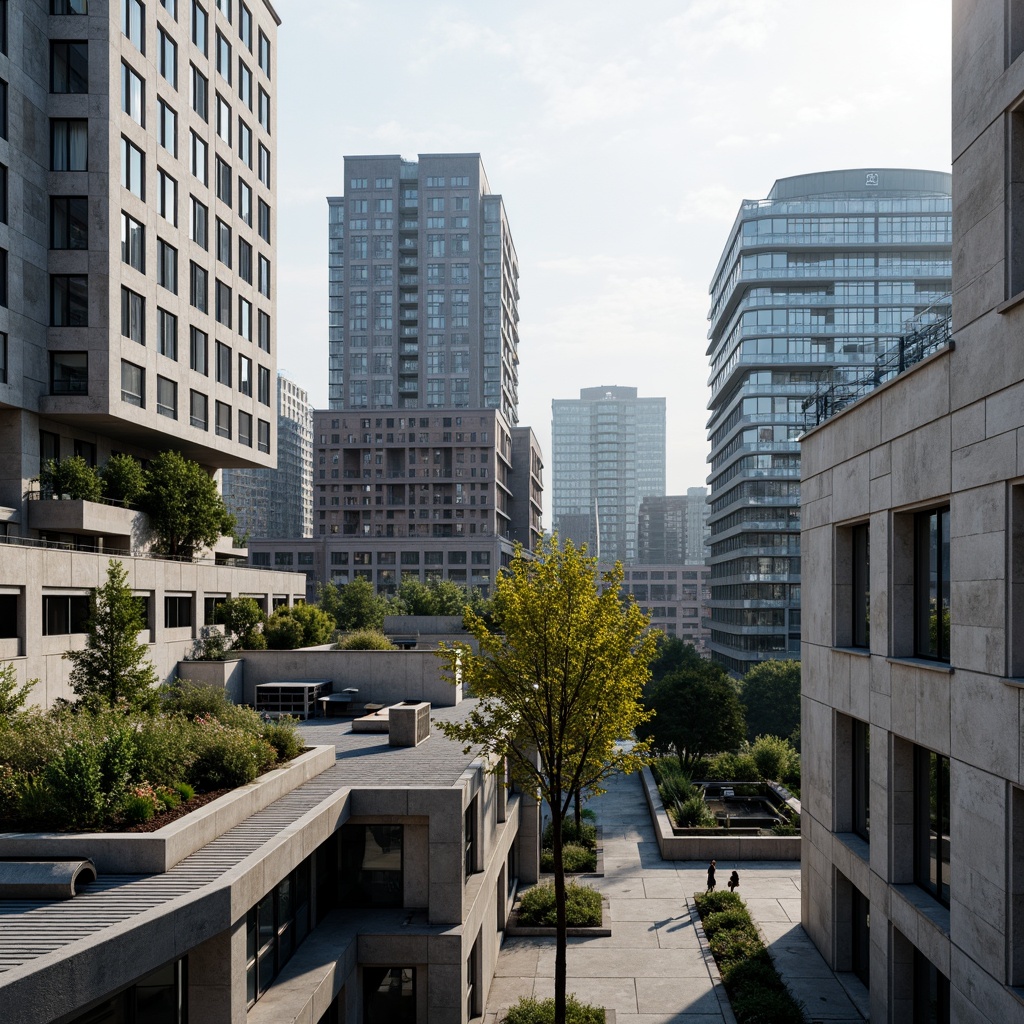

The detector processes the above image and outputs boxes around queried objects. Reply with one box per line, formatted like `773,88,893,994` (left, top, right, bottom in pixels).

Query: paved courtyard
484,770,867,1024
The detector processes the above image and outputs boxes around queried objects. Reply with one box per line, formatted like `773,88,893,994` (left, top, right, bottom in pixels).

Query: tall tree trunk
552,795,567,1024
573,788,582,832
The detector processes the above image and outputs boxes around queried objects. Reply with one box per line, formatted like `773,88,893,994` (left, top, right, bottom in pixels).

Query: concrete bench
0,859,97,900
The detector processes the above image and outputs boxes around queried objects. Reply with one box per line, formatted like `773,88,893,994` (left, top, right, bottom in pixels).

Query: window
121,359,145,407
258,143,270,187
191,0,207,51
52,0,89,11
191,131,208,184
216,341,231,385
216,217,231,265
50,351,88,394
257,86,270,132
165,595,192,628
158,28,177,87
257,254,270,297
240,180,253,225
0,164,6,225
190,326,208,374
238,409,252,446
238,119,252,166
159,99,177,155
216,31,231,82
257,198,270,241
257,418,270,453
257,310,270,352
915,507,950,661
258,364,270,405
238,296,252,340
465,798,479,876
216,280,232,327
190,195,208,248
238,354,252,395
156,375,177,418
238,60,252,108
913,946,950,1024
121,287,145,343
122,0,144,50
215,400,231,438
190,261,208,312
190,389,208,429
914,746,950,906
53,120,89,171
258,28,270,76
191,64,208,120
51,275,88,326
339,824,402,906
216,156,232,203
160,0,176,16
853,719,869,841
43,594,91,635
121,212,144,270
52,41,88,93
153,310,177,362
215,0,229,19
0,332,5,384
238,238,252,282
157,240,178,294
216,93,231,143
51,196,88,249
158,169,178,224
239,3,252,47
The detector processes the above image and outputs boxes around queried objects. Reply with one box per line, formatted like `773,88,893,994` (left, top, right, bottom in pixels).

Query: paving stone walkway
483,770,867,1024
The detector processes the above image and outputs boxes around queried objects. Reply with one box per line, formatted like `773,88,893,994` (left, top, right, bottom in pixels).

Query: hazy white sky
272,0,952,506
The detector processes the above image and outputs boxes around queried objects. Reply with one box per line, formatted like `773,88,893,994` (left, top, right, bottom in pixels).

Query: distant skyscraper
706,169,952,675
551,387,665,562
637,489,709,565
223,373,313,539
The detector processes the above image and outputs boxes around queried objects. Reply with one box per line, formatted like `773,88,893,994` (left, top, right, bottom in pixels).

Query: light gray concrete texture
483,770,864,1024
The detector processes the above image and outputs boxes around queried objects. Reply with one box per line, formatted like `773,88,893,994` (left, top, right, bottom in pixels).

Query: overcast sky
271,0,952,512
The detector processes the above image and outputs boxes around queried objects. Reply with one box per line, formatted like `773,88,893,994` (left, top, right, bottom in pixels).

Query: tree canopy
636,658,746,772
265,603,336,649
40,456,103,502
138,450,235,559
740,659,801,744
649,634,704,682
437,537,656,1024
214,597,267,650
65,559,159,713
317,577,386,631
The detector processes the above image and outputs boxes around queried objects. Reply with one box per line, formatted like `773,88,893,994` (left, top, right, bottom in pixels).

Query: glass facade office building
705,169,952,675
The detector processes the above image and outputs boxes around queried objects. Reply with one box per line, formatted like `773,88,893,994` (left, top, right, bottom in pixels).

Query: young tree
265,603,336,649
214,597,267,650
0,661,35,721
139,450,236,559
649,634,703,682
40,455,103,502
636,660,746,773
318,576,387,631
65,559,159,713
100,453,146,508
741,658,801,744
437,538,656,1024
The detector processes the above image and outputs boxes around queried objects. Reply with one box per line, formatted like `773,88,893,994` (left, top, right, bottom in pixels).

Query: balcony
28,497,139,550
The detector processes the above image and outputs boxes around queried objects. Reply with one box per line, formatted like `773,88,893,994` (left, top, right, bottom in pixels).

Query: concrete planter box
0,744,336,874
642,767,801,861
177,657,244,704
506,895,612,938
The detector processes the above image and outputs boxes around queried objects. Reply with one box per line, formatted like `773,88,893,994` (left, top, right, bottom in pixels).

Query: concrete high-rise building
551,386,665,563
0,2,304,693
223,372,313,539
250,154,542,594
705,170,952,675
800,6,1024,1019
637,488,710,565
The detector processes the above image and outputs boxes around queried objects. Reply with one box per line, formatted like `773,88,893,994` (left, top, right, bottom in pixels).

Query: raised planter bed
540,824,604,876
506,895,612,938
642,767,800,861
0,744,336,874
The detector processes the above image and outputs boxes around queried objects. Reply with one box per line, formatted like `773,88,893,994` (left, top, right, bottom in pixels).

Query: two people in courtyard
706,860,740,893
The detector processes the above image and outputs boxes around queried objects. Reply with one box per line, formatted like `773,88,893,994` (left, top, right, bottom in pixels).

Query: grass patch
517,881,602,928
502,995,604,1023
693,890,806,1024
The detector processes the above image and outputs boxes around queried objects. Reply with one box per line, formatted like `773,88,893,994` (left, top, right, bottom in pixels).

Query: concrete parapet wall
641,767,801,861
0,745,336,874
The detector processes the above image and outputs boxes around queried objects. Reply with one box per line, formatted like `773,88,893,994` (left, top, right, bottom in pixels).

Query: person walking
706,859,717,892
728,870,740,893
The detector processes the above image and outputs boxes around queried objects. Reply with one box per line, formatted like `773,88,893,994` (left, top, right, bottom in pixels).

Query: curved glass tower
705,169,952,675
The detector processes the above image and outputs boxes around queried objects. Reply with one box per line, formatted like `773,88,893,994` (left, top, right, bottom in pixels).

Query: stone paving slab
635,976,719,1015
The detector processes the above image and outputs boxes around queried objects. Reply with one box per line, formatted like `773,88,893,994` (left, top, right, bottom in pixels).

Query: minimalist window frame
51,196,88,249
156,375,177,418
190,389,208,430
52,40,89,93
53,119,89,171
190,326,208,374
914,507,950,661
121,286,145,344
51,274,88,326
914,745,950,907
50,351,88,394
120,359,145,407
157,307,178,359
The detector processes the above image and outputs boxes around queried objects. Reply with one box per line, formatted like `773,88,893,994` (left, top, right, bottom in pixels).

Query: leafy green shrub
135,714,197,786
173,781,195,801
188,722,275,790
265,603,335,649
100,454,145,507
748,735,801,784
260,718,304,761
155,785,180,811
123,793,157,825
694,890,744,914
730,986,805,1023
702,907,755,938
720,952,781,991
40,455,103,502
336,628,396,650
517,881,602,927
675,791,717,828
771,814,800,836
0,662,35,720
501,994,604,1024
540,843,596,873
162,681,235,721
41,740,105,828
704,750,760,781
542,818,596,849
